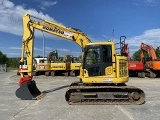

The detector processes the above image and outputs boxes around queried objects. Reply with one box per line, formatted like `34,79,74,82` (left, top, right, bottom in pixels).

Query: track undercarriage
65,82,145,105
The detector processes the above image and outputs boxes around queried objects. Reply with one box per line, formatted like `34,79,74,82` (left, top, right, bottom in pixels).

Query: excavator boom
16,13,91,99
24,14,91,48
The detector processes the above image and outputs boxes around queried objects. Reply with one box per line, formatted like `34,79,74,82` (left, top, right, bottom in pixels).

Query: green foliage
8,58,20,68
0,51,8,64
155,47,160,59
132,49,141,61
132,46,160,61
0,50,20,68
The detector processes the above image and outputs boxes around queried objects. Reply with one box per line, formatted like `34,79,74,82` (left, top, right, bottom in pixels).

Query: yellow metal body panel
80,55,129,84
70,62,81,70
36,63,50,71
78,42,129,84
20,14,34,77
50,63,68,71
82,76,128,84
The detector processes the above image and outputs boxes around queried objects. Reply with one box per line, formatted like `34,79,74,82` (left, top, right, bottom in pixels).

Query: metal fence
0,64,7,72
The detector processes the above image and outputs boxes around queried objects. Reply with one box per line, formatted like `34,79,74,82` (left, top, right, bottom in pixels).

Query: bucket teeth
36,93,47,100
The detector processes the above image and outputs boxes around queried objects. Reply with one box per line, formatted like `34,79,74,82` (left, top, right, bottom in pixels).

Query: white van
34,58,47,63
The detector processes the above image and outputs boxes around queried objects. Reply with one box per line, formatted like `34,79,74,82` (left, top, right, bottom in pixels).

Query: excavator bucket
16,80,43,100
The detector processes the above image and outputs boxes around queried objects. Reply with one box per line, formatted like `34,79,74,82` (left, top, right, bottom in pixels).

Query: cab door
83,45,113,76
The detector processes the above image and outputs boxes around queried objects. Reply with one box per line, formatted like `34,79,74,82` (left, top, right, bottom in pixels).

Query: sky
0,0,160,58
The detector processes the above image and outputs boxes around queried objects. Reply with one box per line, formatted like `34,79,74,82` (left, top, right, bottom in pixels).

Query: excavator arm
19,14,91,84
140,42,160,78
23,14,91,48
121,43,130,60
16,13,91,99
140,42,157,61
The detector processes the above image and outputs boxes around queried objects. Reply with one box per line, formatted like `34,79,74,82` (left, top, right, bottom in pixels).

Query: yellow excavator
34,50,57,76
16,13,145,105
35,50,81,76
50,54,72,76
61,55,81,76
69,56,81,76
35,50,69,76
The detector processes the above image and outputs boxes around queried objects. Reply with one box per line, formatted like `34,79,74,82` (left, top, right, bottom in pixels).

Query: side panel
50,63,67,70
116,56,129,81
151,61,160,70
145,61,160,70
36,63,50,71
70,63,81,70
128,61,144,71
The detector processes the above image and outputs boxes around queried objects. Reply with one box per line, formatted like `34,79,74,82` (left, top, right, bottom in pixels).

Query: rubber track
65,83,145,105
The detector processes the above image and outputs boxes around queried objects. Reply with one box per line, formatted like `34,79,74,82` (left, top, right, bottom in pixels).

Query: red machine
140,42,160,78
122,43,145,78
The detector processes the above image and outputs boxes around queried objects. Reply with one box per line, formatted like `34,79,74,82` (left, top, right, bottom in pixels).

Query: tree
132,49,148,61
0,51,8,64
8,58,20,68
155,47,160,59
132,49,141,61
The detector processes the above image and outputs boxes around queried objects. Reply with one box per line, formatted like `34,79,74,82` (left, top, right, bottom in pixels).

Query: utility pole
42,31,45,58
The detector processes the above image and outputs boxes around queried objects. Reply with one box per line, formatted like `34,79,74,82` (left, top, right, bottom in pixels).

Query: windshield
83,45,112,76
85,47,100,65
84,45,112,65
102,45,112,63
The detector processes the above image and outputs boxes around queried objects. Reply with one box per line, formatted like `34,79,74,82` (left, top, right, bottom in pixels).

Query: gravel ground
1,71,160,120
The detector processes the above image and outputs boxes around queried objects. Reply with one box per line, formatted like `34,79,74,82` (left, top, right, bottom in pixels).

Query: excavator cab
83,45,112,76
